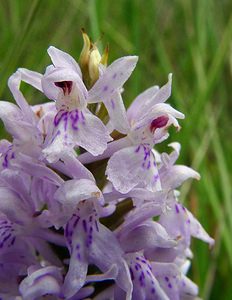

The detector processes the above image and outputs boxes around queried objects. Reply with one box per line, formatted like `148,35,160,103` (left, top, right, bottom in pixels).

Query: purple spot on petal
165,276,169,282
82,220,87,232
154,174,159,182
135,146,141,153
73,216,80,228
168,283,172,289
175,204,180,214
103,85,108,92
112,73,117,79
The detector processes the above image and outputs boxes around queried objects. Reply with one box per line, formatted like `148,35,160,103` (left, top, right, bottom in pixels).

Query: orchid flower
106,75,185,193
0,34,214,300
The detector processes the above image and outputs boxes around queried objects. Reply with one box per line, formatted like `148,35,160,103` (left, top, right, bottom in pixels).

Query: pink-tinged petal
88,56,138,103
8,71,36,123
17,68,43,92
47,46,82,77
19,266,62,300
106,145,161,193
160,165,200,190
104,91,130,134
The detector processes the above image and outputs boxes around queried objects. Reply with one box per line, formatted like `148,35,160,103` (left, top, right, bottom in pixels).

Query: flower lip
55,81,73,95
150,115,169,133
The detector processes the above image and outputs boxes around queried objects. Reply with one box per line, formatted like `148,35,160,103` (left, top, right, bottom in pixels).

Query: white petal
161,165,200,189
127,85,159,122
104,91,130,134
48,46,82,77
8,71,36,123
72,109,112,156
54,179,103,210
18,68,43,91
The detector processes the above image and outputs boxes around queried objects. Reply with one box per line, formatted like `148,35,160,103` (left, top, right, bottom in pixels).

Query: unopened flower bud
79,29,108,89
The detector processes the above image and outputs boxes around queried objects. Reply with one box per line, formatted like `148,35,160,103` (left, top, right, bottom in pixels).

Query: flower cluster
0,32,214,300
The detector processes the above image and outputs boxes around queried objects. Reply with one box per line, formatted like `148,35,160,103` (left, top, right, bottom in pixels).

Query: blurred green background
0,0,231,299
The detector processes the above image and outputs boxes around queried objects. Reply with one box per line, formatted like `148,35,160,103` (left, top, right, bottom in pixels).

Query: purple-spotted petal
125,253,169,300
88,56,138,103
69,109,112,156
63,201,131,298
106,145,161,193
104,91,130,134
159,202,214,247
43,108,111,162
151,262,198,300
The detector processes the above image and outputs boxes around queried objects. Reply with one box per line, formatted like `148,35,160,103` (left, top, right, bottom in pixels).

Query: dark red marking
150,115,169,133
55,81,73,95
